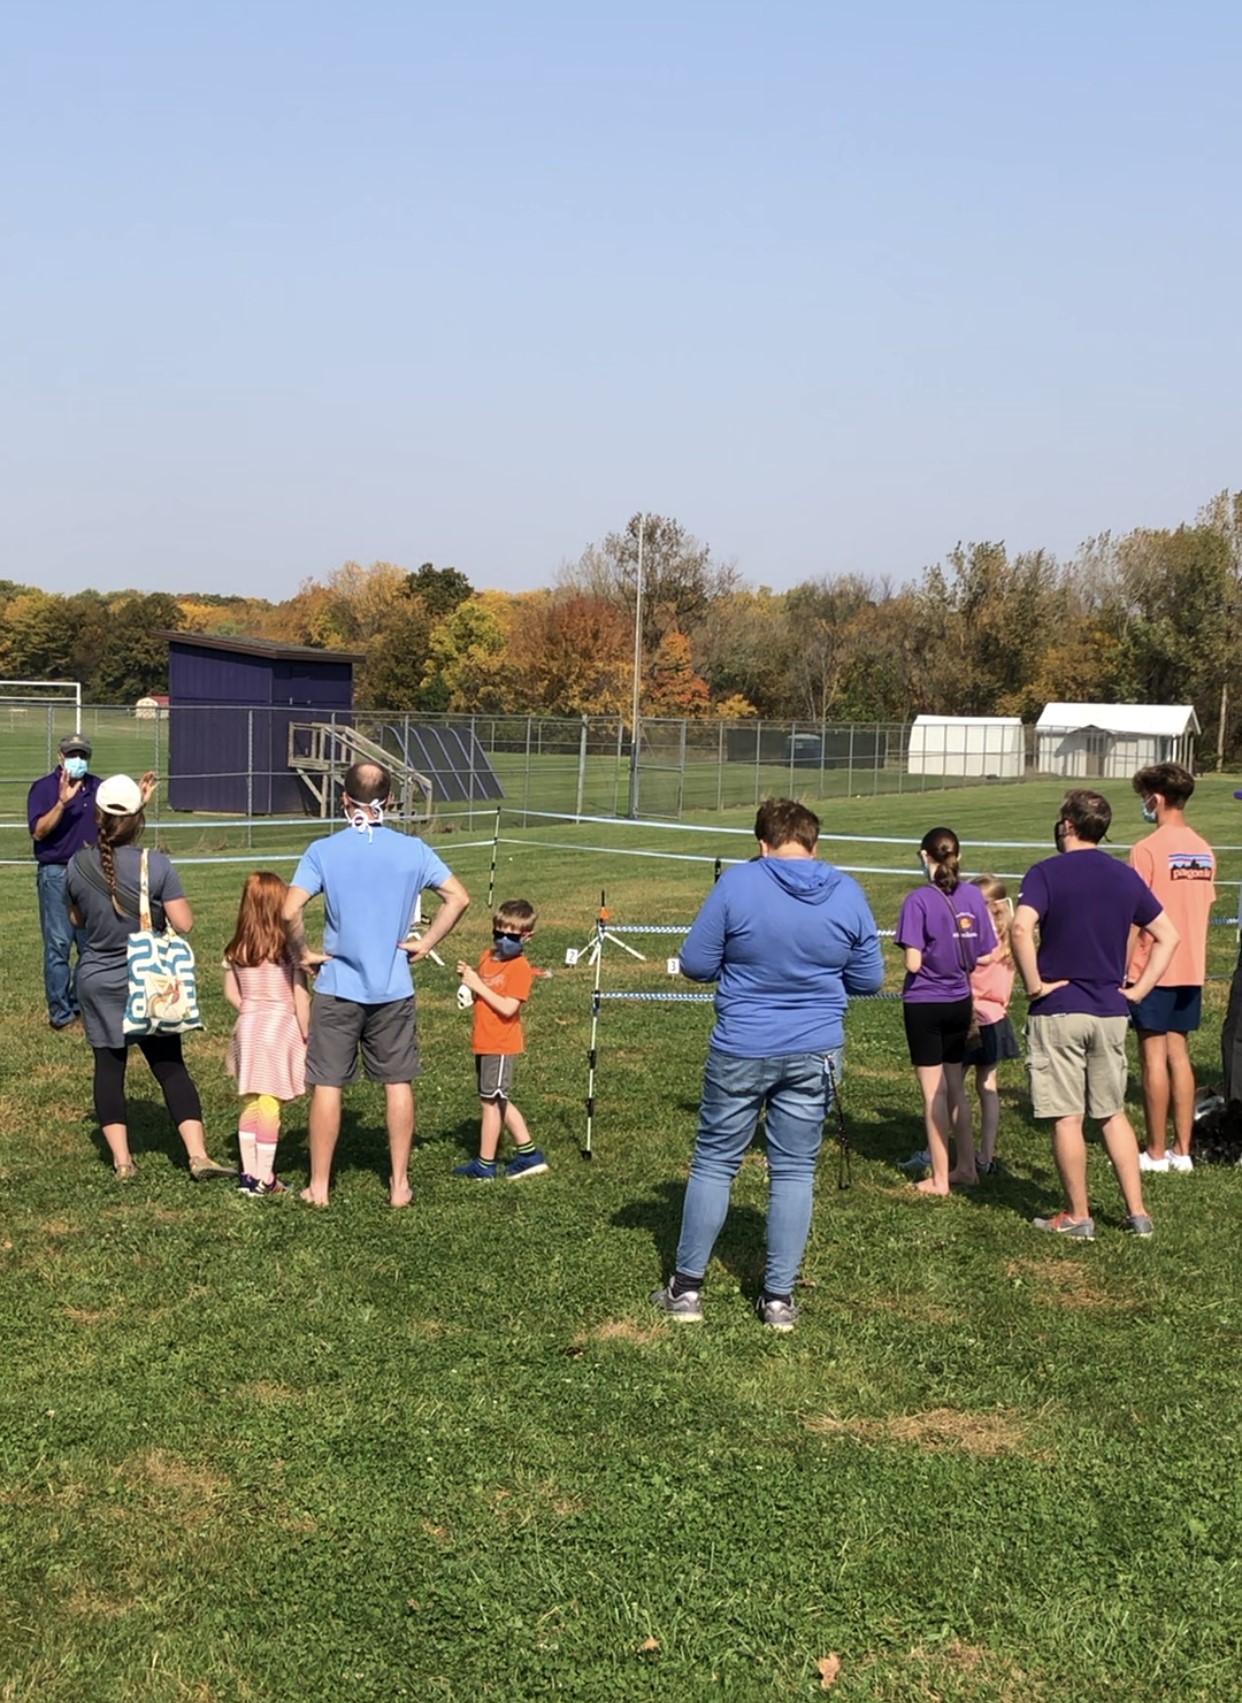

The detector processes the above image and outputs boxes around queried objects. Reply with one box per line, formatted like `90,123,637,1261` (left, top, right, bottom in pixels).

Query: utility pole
627,514,645,818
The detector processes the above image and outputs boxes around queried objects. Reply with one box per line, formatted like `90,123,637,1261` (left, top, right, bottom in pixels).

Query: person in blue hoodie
651,797,884,1331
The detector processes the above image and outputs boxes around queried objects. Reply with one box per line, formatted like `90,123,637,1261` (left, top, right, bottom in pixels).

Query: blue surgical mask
493,932,526,960
64,757,88,781
1141,801,1158,824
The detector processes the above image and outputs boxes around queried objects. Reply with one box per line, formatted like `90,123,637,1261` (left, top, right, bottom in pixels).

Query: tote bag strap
138,848,153,932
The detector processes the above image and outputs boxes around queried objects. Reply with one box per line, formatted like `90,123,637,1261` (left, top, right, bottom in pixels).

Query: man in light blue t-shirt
284,761,469,1207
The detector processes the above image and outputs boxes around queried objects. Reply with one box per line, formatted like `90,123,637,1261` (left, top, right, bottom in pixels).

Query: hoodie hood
759,855,842,904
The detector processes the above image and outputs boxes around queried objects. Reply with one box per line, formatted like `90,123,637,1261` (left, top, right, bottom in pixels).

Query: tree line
3,490,1240,755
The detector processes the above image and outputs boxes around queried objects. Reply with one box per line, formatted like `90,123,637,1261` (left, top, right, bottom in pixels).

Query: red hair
225,871,293,968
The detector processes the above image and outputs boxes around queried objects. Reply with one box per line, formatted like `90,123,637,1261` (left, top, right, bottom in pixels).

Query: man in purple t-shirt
1012,788,1179,1241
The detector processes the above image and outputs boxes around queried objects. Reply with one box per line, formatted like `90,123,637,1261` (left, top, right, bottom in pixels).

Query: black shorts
305,995,420,1087
903,996,974,1068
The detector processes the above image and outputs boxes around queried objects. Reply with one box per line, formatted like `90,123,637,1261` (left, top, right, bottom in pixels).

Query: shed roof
153,631,365,665
911,715,1022,727
1036,702,1200,736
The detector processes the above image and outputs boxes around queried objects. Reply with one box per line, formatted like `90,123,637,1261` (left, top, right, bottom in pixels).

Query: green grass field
3,779,1242,1701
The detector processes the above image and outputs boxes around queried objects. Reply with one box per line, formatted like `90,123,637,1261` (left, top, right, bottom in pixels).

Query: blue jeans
675,1046,842,1297
37,863,87,1027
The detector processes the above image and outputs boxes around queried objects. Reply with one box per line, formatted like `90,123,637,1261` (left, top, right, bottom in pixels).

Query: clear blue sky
4,0,1239,601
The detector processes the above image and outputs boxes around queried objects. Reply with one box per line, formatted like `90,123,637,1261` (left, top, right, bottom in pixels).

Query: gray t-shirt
66,846,188,1048
67,846,185,962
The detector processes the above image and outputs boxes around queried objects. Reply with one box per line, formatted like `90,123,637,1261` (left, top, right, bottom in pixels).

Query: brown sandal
188,1155,237,1182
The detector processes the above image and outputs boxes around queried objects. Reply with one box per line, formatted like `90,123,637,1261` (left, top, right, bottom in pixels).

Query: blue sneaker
454,1158,498,1180
504,1150,549,1180
237,1174,288,1196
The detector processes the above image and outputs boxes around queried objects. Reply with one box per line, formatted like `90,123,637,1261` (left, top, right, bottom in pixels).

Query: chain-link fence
1,702,1064,863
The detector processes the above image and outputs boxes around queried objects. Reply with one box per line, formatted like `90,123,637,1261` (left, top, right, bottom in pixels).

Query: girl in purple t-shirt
895,826,998,1195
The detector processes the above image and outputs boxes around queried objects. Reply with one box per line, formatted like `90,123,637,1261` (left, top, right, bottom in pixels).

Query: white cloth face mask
345,801,384,839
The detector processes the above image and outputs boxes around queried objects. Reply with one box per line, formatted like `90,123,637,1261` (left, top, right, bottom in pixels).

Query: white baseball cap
96,774,144,816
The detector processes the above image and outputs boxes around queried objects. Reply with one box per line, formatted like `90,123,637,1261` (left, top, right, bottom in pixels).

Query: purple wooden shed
155,633,364,815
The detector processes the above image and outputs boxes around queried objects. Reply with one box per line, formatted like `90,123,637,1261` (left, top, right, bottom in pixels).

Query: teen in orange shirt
454,899,547,1180
1127,764,1217,1172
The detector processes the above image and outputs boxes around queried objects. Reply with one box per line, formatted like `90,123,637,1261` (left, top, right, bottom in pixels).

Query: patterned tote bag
123,849,203,1037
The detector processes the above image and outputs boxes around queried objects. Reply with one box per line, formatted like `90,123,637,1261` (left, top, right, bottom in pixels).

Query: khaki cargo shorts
1026,1012,1129,1120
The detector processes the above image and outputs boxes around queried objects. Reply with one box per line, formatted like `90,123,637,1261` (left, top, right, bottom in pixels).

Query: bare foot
914,1177,950,1196
300,1186,330,1208
949,1169,978,1188
390,1182,413,1209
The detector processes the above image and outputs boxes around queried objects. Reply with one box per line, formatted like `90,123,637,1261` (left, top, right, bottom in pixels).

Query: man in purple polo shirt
1011,788,1179,1241
28,734,101,1030
28,736,157,1031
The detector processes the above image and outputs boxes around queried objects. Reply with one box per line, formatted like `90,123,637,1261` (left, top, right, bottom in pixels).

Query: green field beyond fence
3,780,1242,1700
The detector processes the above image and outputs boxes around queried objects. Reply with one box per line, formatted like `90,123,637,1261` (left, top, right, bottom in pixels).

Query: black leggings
92,1037,203,1129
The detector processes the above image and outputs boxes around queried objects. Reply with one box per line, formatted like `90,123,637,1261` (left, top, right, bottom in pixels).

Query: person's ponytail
920,826,961,895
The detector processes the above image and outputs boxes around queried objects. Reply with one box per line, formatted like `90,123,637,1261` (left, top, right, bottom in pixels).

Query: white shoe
1167,1151,1194,1173
1138,1150,1169,1173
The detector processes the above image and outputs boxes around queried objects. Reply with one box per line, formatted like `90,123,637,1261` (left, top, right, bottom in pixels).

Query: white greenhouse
906,716,1025,778
1034,703,1199,779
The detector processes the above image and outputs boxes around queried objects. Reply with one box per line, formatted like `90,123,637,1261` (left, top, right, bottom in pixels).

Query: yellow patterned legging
239,1093,282,1143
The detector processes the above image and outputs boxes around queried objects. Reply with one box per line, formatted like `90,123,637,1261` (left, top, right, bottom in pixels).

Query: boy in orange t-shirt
453,899,547,1180
1127,764,1216,1172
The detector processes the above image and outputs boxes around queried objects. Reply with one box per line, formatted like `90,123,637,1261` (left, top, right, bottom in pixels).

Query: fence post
523,716,532,826
246,710,254,849
575,716,588,818
677,718,687,818
627,714,642,818
470,713,479,828
716,720,725,812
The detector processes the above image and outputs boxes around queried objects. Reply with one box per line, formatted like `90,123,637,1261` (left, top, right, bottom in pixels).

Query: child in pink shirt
963,876,1019,1173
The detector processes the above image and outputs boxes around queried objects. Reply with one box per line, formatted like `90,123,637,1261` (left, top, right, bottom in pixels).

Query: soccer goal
0,679,84,755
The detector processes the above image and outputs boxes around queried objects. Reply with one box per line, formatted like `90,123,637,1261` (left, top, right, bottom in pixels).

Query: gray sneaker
650,1284,703,1323
756,1295,799,1332
1031,1211,1095,1240
1126,1213,1155,1237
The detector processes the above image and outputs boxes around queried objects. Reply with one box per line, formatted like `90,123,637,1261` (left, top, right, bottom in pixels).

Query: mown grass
2,779,1242,1701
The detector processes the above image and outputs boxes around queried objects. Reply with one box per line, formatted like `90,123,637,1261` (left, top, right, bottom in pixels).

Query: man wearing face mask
1011,789,1180,1240
283,760,470,1207
27,735,101,1030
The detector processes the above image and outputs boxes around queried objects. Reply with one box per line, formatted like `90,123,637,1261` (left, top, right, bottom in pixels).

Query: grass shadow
611,1179,769,1292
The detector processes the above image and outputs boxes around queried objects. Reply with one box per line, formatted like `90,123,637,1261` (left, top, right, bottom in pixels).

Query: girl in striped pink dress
223,872,310,1196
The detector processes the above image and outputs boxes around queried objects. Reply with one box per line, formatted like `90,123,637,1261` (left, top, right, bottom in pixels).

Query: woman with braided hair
65,774,232,1182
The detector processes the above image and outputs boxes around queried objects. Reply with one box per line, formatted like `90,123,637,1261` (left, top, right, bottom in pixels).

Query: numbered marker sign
564,948,580,967
666,957,681,977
